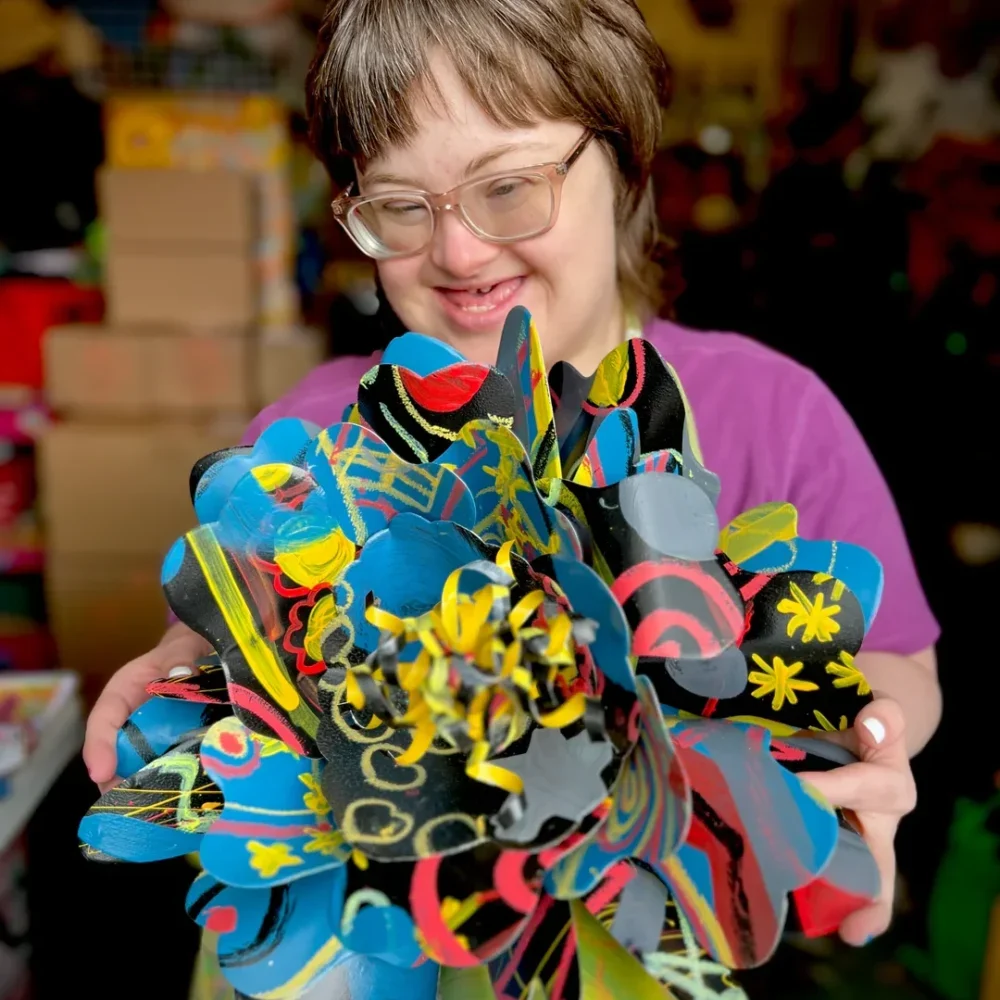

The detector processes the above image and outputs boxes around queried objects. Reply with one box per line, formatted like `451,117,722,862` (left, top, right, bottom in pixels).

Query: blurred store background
0,0,998,997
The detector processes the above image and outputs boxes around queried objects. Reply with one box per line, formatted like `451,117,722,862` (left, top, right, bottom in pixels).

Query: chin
439,325,505,366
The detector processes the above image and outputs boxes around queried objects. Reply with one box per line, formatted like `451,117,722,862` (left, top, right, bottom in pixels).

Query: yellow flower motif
777,581,841,643
824,650,871,695
298,772,330,818
247,841,303,879
303,826,350,860
810,710,849,732
749,653,819,711
811,572,846,599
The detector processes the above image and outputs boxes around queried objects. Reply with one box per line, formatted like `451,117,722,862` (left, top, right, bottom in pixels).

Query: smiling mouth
436,277,524,314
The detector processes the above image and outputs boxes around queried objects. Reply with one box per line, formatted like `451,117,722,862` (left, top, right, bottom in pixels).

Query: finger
800,761,916,815
82,653,177,783
854,698,908,764
796,724,861,758
83,685,134,784
838,815,899,946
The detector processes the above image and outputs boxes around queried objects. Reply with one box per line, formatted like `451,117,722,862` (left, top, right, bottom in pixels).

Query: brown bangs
307,0,667,192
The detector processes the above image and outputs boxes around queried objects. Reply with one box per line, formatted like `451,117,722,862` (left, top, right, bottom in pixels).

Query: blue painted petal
214,464,328,552
544,678,689,899
340,896,426,969
494,306,561,483
738,539,884,629
162,536,186,586
580,407,640,487
199,717,349,889
79,739,217,863
194,418,321,524
115,697,218,780
547,557,635,692
339,514,485,657
633,448,682,477
310,423,477,547
437,422,579,562
381,332,467,375
342,955,440,1000
188,867,354,999
78,813,204,863
661,719,839,967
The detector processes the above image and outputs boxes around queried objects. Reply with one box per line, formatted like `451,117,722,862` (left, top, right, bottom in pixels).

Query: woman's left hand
799,697,917,946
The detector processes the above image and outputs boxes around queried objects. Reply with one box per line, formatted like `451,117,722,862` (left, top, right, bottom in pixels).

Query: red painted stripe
228,685,310,755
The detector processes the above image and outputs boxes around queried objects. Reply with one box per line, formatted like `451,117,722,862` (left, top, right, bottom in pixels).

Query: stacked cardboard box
38,169,320,702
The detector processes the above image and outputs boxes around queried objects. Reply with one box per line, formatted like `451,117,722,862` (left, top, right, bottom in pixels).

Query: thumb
853,698,907,762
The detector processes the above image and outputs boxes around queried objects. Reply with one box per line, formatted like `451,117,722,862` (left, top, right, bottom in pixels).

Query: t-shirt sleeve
239,355,371,445
786,375,939,655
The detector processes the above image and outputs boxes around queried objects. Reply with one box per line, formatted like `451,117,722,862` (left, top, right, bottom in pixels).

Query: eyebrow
362,140,555,191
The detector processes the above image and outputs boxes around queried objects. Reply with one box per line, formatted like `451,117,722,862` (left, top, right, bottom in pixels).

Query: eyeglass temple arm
559,133,594,174
331,183,357,214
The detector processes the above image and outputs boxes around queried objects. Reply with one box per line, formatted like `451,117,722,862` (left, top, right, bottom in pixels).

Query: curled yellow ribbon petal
395,717,436,765
466,688,492,742
366,604,406,634
466,741,524,795
545,614,574,660
535,692,589,730
398,649,431,691
345,670,366,710
440,566,465,642
496,541,516,578
510,590,545,631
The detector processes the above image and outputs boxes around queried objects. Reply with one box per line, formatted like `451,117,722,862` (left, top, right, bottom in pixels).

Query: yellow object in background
637,0,795,190
0,0,60,72
637,0,796,120
0,0,98,73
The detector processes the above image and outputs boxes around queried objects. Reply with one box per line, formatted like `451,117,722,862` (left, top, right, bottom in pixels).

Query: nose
428,208,501,278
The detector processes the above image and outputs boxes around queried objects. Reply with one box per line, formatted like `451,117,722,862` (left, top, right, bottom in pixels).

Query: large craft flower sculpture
80,307,885,1000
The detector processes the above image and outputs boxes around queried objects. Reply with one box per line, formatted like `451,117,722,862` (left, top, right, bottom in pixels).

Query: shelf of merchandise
0,400,50,447
0,521,44,577
0,675,84,856
0,395,48,576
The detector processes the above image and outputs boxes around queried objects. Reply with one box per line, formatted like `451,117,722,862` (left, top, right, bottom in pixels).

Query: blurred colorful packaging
0,447,33,532
104,93,300,334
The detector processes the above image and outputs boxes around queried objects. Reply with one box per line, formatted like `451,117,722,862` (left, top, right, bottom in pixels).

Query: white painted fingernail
863,718,886,744
168,665,194,678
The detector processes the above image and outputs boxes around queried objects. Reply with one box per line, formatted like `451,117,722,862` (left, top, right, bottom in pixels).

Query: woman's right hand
82,621,213,793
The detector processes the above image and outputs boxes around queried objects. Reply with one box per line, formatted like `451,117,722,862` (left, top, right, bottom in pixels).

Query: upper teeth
476,286,494,294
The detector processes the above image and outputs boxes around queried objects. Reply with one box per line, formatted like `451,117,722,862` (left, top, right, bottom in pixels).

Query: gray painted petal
666,645,748,699
618,473,720,560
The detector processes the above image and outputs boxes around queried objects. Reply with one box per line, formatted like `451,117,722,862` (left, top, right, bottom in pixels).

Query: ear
189,446,252,504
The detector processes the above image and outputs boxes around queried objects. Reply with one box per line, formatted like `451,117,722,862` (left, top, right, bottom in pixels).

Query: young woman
83,0,941,988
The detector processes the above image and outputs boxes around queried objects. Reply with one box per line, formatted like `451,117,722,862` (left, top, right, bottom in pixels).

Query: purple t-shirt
245,318,939,656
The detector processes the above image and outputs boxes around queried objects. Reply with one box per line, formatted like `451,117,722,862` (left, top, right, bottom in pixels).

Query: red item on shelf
0,626,55,673
0,279,103,390
0,401,49,446
903,137,1000,302
0,548,43,576
0,453,33,531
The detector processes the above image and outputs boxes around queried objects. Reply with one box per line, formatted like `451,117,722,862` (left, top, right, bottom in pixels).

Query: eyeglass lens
348,172,557,256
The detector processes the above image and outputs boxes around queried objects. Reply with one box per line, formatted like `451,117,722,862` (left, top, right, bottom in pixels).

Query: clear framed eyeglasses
331,133,593,260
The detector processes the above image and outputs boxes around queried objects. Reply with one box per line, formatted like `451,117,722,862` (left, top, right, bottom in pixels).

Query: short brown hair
306,0,672,321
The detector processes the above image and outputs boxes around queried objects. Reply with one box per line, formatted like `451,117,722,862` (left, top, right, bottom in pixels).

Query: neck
565,292,631,376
